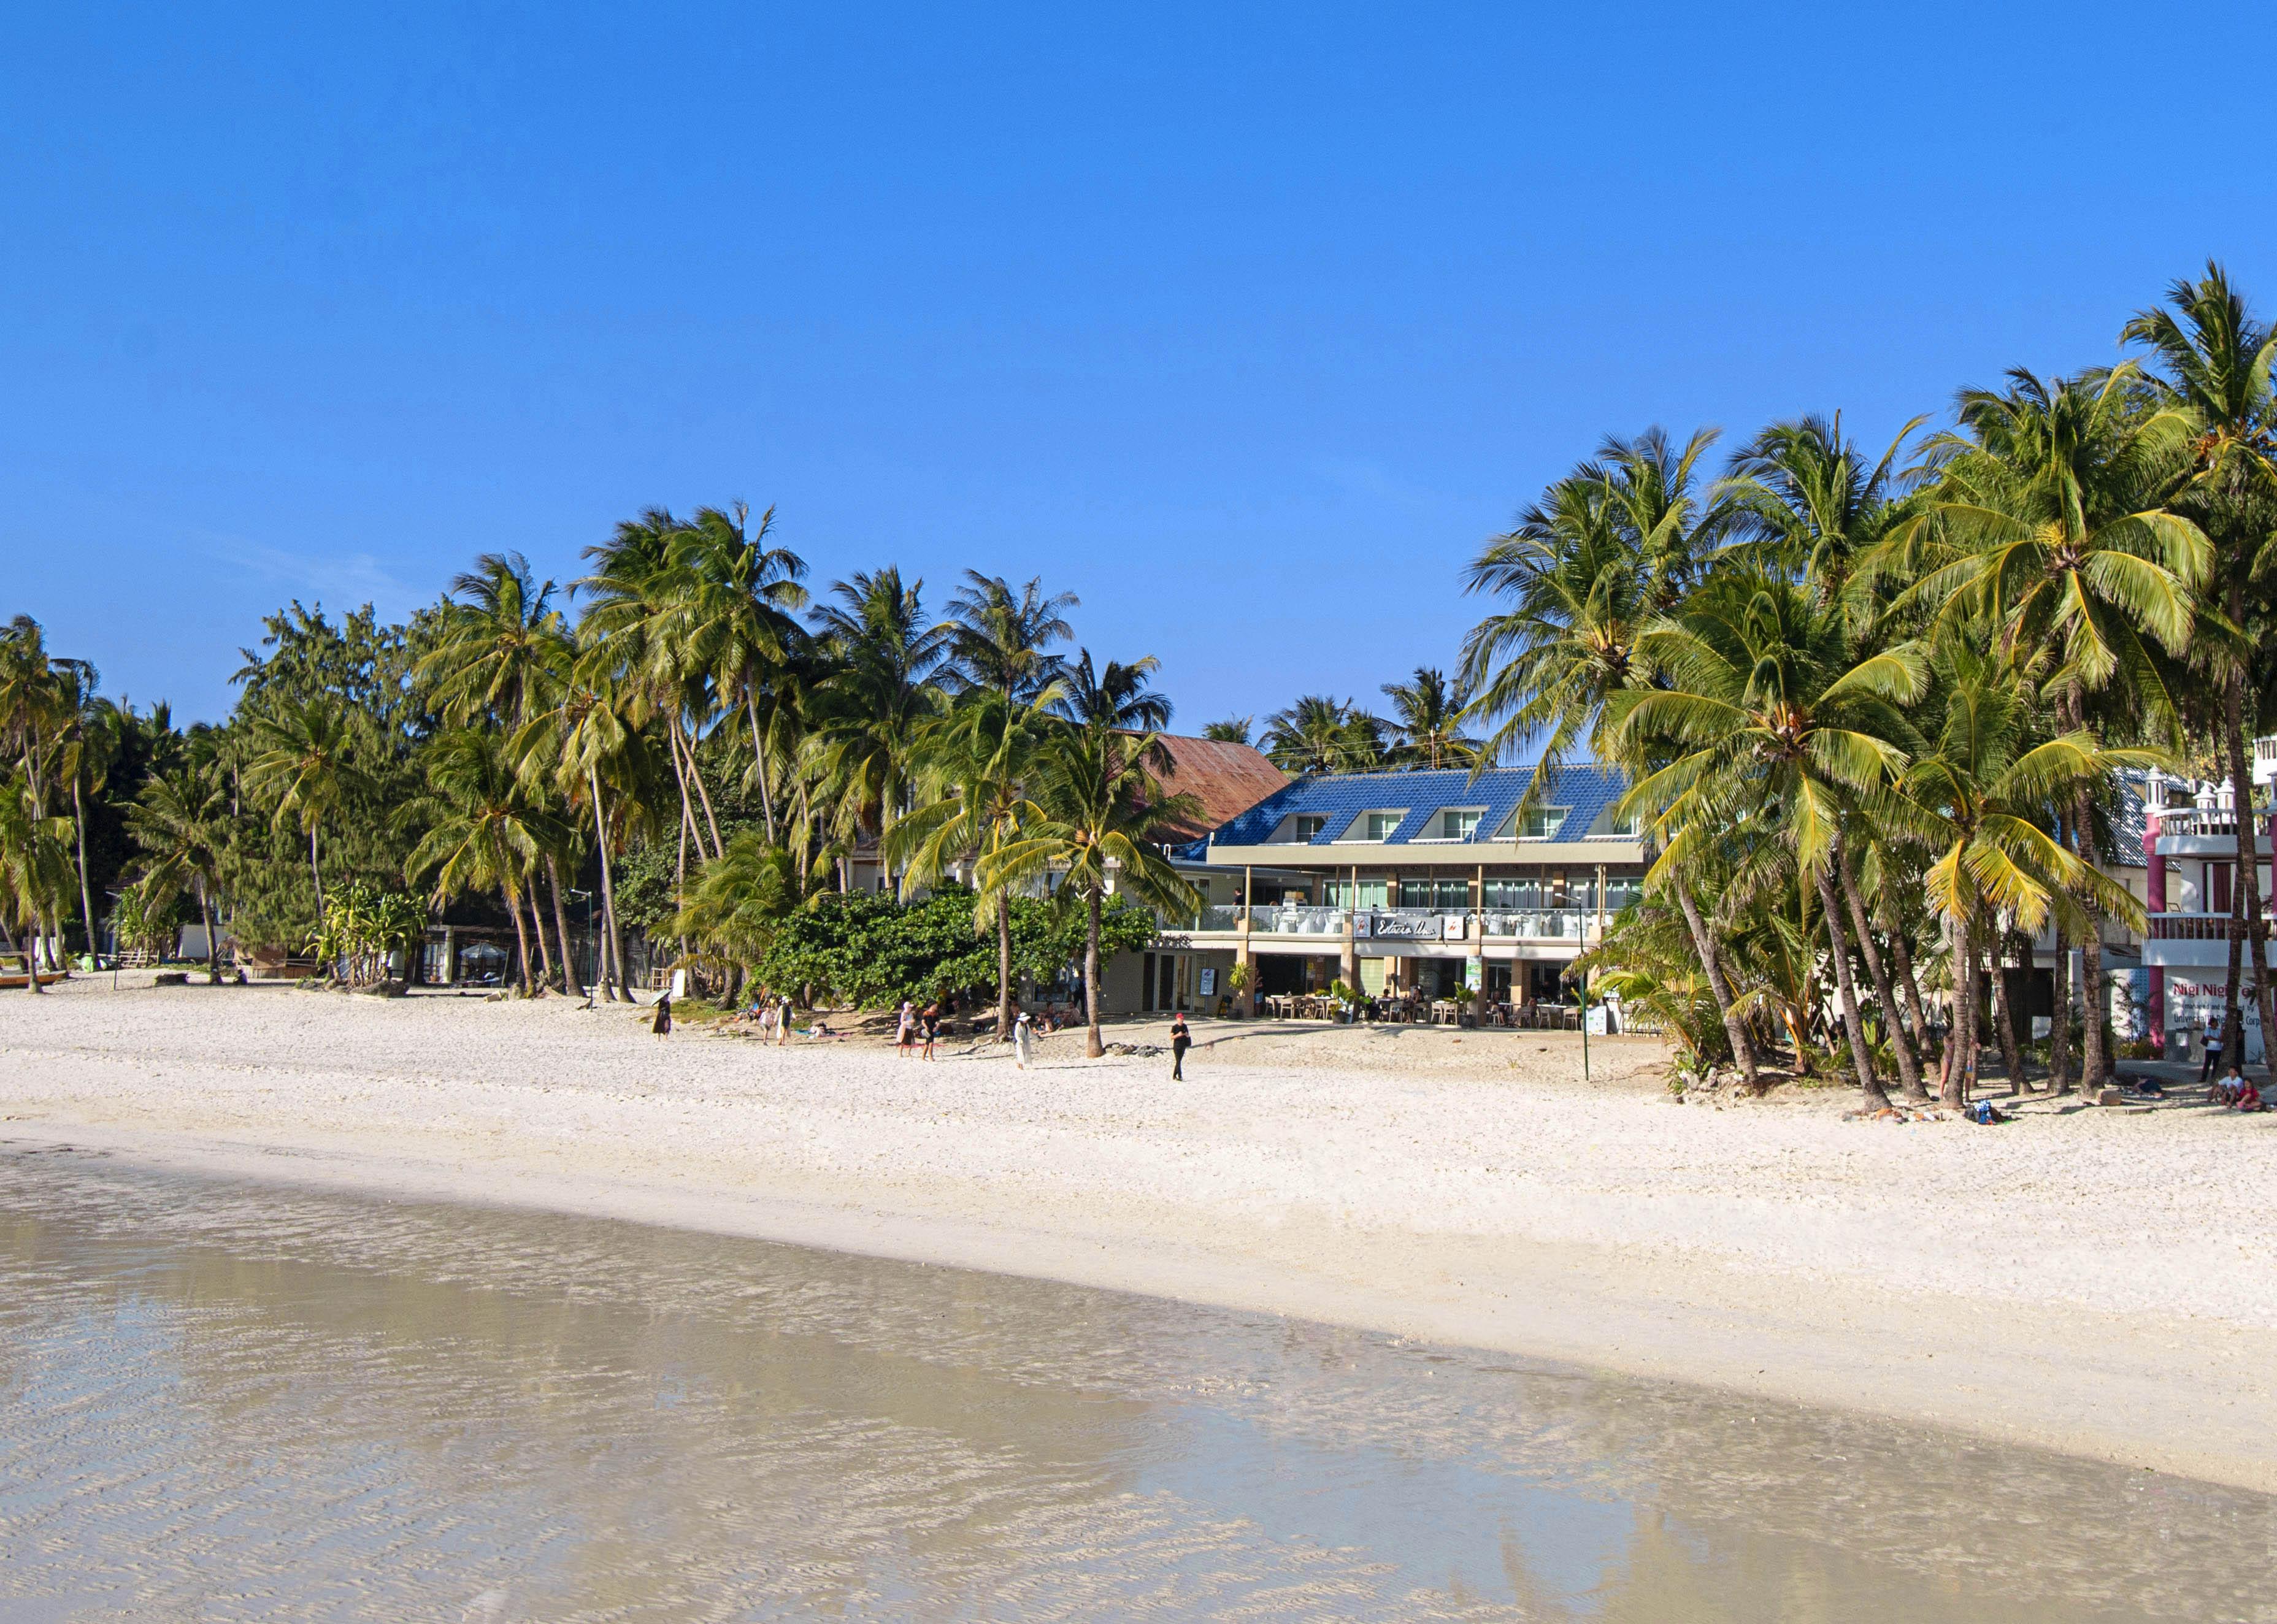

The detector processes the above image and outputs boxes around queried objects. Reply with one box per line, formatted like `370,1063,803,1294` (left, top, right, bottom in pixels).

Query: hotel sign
1363,913,1465,941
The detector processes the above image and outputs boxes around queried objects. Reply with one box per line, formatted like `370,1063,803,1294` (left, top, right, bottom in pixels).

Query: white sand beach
5,974,2274,1492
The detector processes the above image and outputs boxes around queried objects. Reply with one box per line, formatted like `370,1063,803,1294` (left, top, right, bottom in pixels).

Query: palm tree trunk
745,702,778,843
1812,864,1887,1108
1085,887,1105,1059
2224,663,2275,1073
1990,922,2027,1097
1837,841,1924,1100
1885,919,1935,1077
674,717,726,862
505,886,533,995
309,824,325,920
588,764,630,1002
196,877,220,983
547,856,583,998
2070,786,2110,1094
2047,920,2072,1093
525,881,555,992
1672,881,1758,1089
1945,908,1975,1108
72,775,96,961
996,891,1014,1043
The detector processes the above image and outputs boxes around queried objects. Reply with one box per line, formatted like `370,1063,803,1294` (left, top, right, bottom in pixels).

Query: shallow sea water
1,1142,2272,1622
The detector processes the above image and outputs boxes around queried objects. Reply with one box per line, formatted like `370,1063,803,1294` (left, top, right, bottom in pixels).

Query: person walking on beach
1169,1011,1191,1081
896,999,916,1059
921,999,940,1060
1013,1008,1034,1070
777,994,793,1048
2200,1010,2226,1084
651,990,673,1038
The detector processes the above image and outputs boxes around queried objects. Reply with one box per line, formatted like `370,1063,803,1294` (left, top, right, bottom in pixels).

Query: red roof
1144,734,1289,840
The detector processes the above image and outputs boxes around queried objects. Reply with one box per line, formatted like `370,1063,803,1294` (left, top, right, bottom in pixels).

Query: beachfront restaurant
1151,765,1646,1022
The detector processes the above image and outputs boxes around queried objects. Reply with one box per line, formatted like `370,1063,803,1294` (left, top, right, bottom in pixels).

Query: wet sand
7,1145,2273,1621
2,973,2273,1496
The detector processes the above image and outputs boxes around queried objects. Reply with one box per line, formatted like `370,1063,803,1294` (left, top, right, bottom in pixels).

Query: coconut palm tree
887,690,1058,1040
945,572,1078,703
421,551,586,991
1611,572,1929,1108
1379,667,1478,769
665,503,809,841
128,765,232,982
1259,695,1384,775
1900,642,2157,1103
805,568,952,886
0,770,72,990
1201,717,1253,745
402,729,564,997
0,616,71,968
1914,366,2207,1089
986,721,1200,1057
242,699,375,921
1723,412,1927,616
2124,264,2277,1074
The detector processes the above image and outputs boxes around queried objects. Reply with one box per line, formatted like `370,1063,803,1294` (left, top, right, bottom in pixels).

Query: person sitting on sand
2213,1064,2247,1106
2232,1076,2265,1112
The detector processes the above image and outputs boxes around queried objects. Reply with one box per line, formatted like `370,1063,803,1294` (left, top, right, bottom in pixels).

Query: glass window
1440,808,1481,840
1607,810,1642,837
1364,811,1405,840
1604,875,1643,911
1519,806,1570,840
1292,814,1327,841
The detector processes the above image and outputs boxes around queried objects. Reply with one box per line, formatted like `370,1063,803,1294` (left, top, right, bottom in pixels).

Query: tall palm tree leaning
0,772,73,991
988,720,1201,1057
128,765,232,983
2124,263,2277,1067
1910,366,2206,1090
242,698,375,925
0,615,71,969
1611,572,1929,1109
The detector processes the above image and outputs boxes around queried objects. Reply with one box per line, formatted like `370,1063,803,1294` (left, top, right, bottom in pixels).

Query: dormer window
1607,810,1642,838
1438,808,1482,840
1361,810,1405,841
1292,814,1328,841
1518,805,1570,841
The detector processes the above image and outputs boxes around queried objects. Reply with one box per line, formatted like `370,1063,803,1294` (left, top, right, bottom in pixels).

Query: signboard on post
1199,967,1216,997
1584,1004,1608,1036
1463,958,1482,991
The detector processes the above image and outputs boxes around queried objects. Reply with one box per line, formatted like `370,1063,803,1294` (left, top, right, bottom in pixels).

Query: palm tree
1900,643,2156,1104
1915,367,2207,1089
421,551,586,992
986,721,1200,1057
402,730,564,997
945,572,1078,703
805,568,952,886
1379,667,1479,769
1201,717,1253,745
243,699,375,922
1724,412,1926,616
2124,264,2277,1074
1612,572,1929,1108
1259,695,1384,775
0,616,70,968
128,765,232,982
887,691,1056,1040
665,503,809,841
666,829,803,992
0,771,72,991
1055,650,1172,735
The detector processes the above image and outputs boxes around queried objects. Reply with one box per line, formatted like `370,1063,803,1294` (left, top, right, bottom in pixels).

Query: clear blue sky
7,2,2273,727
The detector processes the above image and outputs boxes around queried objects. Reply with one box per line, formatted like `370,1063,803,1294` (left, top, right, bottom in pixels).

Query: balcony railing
2156,808,2274,841
1204,906,1601,942
2148,912,2240,941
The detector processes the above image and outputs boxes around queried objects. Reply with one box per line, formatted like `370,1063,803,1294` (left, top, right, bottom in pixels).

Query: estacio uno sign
1362,913,1464,941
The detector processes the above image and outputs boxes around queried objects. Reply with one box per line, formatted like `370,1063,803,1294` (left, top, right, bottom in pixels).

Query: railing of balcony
2156,808,2275,840
2148,912,2240,940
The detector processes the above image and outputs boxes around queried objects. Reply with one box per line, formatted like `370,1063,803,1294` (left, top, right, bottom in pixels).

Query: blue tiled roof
1207,764,1630,848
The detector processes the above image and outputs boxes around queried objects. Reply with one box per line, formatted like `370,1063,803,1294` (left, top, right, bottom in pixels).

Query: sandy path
5,975,2274,1492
